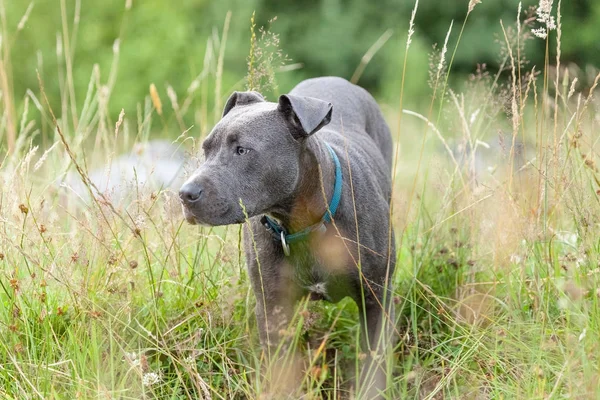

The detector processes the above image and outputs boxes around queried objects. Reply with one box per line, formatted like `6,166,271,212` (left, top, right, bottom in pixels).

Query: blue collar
261,142,343,256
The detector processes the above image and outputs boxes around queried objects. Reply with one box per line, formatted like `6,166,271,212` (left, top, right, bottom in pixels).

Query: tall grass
0,1,599,399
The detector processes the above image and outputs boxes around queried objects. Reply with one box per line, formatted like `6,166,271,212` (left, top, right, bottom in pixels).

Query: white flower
536,0,556,29
556,231,578,248
124,352,140,367
142,372,161,386
532,27,548,39
532,0,556,39
184,355,196,365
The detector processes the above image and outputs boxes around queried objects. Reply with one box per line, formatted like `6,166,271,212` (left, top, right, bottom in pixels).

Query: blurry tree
3,0,599,123
7,0,257,119
257,0,600,100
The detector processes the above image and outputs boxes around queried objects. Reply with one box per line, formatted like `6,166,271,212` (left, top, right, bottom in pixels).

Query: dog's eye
236,146,250,156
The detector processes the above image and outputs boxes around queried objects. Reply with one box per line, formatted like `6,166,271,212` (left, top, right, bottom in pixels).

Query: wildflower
531,0,556,39
125,352,141,367
18,204,29,214
184,355,196,366
142,372,161,387
531,27,548,39
556,231,578,247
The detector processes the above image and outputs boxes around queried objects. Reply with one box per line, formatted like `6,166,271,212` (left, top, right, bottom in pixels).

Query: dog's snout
179,183,203,204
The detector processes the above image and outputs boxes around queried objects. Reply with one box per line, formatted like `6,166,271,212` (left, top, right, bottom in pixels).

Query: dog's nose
179,183,203,204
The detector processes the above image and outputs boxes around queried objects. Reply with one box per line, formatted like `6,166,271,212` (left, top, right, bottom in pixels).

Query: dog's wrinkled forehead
203,102,281,150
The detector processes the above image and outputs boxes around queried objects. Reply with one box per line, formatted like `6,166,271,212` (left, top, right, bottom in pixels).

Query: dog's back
289,76,394,171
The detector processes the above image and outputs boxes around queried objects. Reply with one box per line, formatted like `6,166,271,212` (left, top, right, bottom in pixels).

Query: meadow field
0,0,599,399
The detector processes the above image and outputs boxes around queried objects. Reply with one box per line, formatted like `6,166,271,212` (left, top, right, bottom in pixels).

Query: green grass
1,1,600,399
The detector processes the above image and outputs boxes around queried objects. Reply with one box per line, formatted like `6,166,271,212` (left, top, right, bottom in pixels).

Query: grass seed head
149,83,163,115
468,0,482,14
18,203,28,214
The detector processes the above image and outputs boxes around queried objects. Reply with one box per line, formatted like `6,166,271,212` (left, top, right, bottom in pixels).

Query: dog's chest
289,249,325,290
288,246,348,302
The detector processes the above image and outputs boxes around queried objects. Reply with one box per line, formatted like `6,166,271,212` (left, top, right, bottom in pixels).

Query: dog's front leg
357,287,396,400
245,245,304,396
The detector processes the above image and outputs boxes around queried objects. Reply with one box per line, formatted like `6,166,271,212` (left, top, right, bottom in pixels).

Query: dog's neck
269,139,336,233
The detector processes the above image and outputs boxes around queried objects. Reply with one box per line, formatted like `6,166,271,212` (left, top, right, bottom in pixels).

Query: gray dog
180,77,395,398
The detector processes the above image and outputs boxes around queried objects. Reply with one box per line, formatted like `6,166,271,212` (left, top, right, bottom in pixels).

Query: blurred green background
5,0,600,120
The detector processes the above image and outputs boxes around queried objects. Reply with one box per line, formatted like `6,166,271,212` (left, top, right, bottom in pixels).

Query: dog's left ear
278,94,333,139
223,91,265,117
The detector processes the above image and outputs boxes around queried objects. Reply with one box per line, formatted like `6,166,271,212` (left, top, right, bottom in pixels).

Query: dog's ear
222,91,265,117
278,94,333,139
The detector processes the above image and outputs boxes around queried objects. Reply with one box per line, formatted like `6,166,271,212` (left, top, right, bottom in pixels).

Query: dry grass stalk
351,29,393,84
115,108,125,138
214,11,231,122
149,84,162,116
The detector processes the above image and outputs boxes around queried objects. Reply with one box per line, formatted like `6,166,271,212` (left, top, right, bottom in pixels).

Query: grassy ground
1,2,600,399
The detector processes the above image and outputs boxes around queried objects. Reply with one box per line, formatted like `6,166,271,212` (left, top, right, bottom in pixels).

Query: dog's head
179,90,333,226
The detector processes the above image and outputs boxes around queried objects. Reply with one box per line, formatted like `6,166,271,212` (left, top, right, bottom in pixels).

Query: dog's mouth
182,209,199,225
180,202,236,226
181,205,199,225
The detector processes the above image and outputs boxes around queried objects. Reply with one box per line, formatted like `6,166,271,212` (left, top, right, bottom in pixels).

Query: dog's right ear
222,91,265,117
278,94,333,140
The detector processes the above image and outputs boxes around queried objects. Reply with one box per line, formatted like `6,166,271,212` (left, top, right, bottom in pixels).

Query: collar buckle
280,231,290,256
